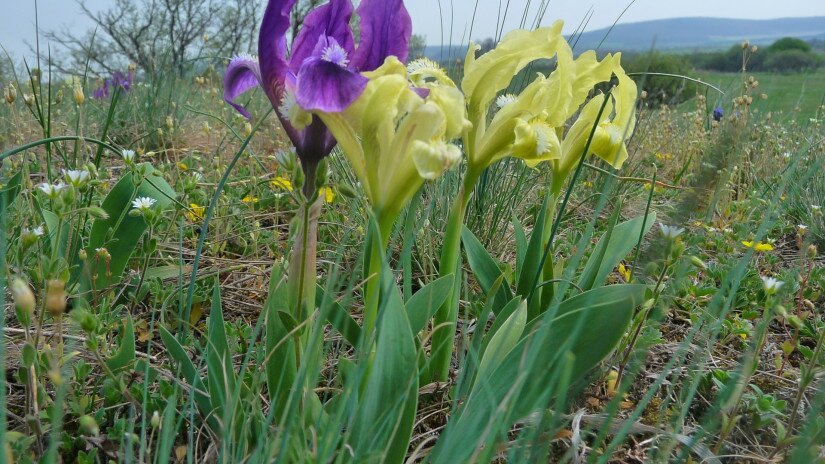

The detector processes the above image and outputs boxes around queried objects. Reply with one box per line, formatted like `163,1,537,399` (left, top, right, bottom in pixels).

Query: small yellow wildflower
618,262,632,282
242,195,259,204
271,176,293,191
742,240,774,252
177,162,188,171
186,203,205,222
320,187,335,204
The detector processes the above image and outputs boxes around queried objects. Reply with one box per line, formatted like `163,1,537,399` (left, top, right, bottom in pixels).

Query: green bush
768,37,812,54
763,49,821,73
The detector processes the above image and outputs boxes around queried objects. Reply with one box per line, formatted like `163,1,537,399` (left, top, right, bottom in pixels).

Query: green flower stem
288,160,321,361
538,192,560,310
428,166,482,383
361,212,396,337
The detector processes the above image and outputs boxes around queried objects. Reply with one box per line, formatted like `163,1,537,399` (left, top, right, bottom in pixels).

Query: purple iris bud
223,0,413,164
713,106,724,122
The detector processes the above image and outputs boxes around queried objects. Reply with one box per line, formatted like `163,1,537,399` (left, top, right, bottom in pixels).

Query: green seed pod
11,278,35,317
689,255,708,270
78,415,99,436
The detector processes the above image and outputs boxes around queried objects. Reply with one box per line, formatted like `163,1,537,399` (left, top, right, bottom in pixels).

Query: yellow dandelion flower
271,176,293,191
186,203,205,222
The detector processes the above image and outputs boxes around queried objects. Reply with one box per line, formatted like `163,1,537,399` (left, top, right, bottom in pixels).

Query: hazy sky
2,0,825,60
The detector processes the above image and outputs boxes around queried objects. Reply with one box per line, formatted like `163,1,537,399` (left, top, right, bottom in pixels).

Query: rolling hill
423,16,825,59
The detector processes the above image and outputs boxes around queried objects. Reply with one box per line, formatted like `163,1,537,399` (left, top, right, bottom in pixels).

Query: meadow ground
693,70,825,121
0,49,824,463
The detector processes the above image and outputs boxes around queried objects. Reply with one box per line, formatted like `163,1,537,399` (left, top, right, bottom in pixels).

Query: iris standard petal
258,0,298,107
289,0,355,76
351,0,412,71
224,55,263,119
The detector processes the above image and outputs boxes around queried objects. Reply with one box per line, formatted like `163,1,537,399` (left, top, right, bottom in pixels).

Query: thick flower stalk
428,22,639,382
310,56,470,333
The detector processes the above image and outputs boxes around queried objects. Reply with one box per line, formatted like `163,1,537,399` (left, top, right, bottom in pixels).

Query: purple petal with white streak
223,55,263,119
289,0,355,76
295,55,368,112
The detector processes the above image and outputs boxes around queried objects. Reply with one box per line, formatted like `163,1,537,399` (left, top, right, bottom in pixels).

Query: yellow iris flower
311,56,470,226
458,21,638,194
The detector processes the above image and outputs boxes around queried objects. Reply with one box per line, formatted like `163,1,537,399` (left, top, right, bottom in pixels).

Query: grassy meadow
1,8,825,464
694,70,825,121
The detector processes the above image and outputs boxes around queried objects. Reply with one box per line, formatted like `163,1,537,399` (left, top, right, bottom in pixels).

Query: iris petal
351,0,412,71
259,0,298,107
224,55,263,119
289,0,355,75
296,55,369,113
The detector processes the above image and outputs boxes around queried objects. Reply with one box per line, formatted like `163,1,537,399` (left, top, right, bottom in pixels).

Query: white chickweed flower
660,223,685,240
63,169,90,187
27,225,45,237
121,149,137,163
760,276,784,295
38,182,66,198
131,196,157,212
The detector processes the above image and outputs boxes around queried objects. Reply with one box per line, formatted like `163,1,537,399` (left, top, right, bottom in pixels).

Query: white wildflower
660,223,685,240
131,196,157,212
760,276,784,295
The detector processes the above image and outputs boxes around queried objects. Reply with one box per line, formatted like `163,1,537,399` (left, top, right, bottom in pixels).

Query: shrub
763,49,821,73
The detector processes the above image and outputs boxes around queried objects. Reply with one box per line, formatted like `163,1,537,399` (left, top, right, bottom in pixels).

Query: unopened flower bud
78,249,88,261
45,279,67,317
23,93,35,108
808,244,818,259
243,122,253,138
166,116,174,131
742,40,750,50
73,84,85,106
690,255,707,270
11,278,36,316
78,415,99,436
787,315,804,330
4,84,16,104
54,89,64,105
151,411,161,429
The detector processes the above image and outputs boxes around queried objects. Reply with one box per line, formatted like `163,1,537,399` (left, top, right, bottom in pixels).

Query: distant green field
693,70,825,120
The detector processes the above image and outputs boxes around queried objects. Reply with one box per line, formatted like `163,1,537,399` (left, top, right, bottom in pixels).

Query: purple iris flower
91,71,134,100
713,106,724,122
223,0,412,164
92,83,110,100
110,71,134,91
